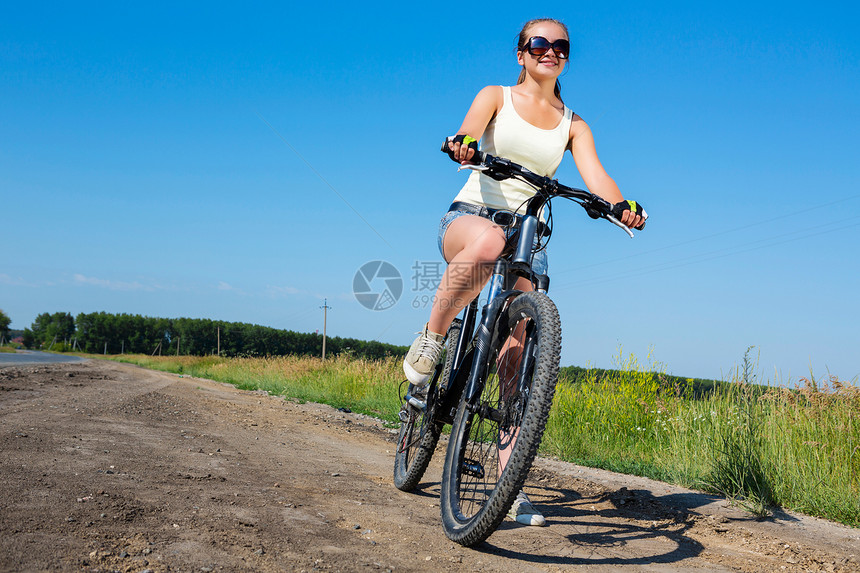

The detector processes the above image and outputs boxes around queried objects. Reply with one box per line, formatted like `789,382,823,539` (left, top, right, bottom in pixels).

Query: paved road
0,350,87,366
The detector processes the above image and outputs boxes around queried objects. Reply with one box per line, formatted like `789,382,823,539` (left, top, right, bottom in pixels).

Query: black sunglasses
523,36,570,60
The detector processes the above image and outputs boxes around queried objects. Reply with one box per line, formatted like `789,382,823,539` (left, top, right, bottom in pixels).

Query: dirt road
1,360,858,572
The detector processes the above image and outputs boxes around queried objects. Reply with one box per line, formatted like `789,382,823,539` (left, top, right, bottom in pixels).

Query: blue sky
2,2,858,384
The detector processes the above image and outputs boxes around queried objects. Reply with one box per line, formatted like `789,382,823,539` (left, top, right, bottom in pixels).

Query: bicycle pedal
406,393,426,411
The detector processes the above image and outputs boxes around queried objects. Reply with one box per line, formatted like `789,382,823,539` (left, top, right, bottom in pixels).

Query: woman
404,18,646,525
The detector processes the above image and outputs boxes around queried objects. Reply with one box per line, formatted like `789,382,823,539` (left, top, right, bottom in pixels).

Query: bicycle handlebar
442,142,640,238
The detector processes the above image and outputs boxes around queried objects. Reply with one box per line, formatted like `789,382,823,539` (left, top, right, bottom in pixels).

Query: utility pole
217,326,220,356
320,299,331,360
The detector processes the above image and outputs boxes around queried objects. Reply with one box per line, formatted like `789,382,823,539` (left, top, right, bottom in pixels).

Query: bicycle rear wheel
393,319,461,491
440,292,560,546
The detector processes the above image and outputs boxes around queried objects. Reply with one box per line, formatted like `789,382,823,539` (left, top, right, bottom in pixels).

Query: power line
552,192,860,279
280,306,319,325
552,219,860,292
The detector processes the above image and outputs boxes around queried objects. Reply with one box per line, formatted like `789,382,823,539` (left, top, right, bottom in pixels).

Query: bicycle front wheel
393,319,461,491
440,291,561,546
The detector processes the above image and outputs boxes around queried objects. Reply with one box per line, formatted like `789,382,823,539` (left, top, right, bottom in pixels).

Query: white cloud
266,285,304,298
216,281,249,296
0,273,32,286
72,274,155,292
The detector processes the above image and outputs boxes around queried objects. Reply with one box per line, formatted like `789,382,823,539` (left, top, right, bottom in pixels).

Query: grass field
98,350,858,528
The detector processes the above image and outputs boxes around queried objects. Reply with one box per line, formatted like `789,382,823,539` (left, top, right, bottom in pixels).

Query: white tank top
452,86,573,214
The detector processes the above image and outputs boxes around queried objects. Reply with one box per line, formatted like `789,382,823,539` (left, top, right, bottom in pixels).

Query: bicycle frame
438,206,552,423
409,150,636,436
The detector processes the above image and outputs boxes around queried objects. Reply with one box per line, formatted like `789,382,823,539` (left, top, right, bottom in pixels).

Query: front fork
462,261,547,411
463,262,518,408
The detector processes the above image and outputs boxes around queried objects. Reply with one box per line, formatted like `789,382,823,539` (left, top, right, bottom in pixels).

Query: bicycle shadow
407,480,442,499
406,469,799,566
407,476,705,565
478,481,707,566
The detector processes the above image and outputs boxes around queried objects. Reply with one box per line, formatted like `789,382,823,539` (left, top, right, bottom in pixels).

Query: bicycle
394,146,644,546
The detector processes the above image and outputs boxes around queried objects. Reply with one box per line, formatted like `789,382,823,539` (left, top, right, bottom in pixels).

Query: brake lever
457,163,488,173
606,213,635,238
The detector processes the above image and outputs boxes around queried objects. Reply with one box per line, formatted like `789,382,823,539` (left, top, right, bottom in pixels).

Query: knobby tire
393,319,462,491
440,292,561,546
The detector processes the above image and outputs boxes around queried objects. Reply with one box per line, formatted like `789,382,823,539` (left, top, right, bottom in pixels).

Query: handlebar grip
610,201,648,231
441,136,483,165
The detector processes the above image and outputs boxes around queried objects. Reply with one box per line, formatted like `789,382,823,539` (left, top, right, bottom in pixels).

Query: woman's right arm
447,86,502,164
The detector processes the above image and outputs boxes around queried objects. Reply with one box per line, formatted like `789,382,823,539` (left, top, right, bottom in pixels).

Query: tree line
0,308,11,343
558,365,726,398
20,311,407,360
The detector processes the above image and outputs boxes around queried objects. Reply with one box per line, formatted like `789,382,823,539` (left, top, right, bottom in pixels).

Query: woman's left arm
569,117,644,228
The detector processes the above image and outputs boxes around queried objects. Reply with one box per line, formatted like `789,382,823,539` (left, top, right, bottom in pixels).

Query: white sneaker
403,323,444,386
508,491,546,526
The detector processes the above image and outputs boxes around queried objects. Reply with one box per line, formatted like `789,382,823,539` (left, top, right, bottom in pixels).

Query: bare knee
461,229,506,263
443,215,507,263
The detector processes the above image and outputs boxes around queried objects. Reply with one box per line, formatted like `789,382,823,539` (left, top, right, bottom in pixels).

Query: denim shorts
437,204,549,276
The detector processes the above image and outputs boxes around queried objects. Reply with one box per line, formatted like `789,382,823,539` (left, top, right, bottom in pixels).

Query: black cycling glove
611,199,648,230
442,134,479,163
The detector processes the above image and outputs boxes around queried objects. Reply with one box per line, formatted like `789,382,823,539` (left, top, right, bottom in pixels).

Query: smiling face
516,20,569,81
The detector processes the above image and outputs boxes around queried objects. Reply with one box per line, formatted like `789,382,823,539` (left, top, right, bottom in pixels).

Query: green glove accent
611,199,648,230
443,134,479,163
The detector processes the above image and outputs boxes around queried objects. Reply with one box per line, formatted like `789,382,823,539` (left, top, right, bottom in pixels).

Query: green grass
543,349,859,526
92,349,859,528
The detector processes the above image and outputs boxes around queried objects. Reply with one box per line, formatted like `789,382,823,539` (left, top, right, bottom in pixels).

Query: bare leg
426,215,507,336
495,276,535,475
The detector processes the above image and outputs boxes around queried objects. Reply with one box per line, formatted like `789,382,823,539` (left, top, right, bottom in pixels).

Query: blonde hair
515,18,569,101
